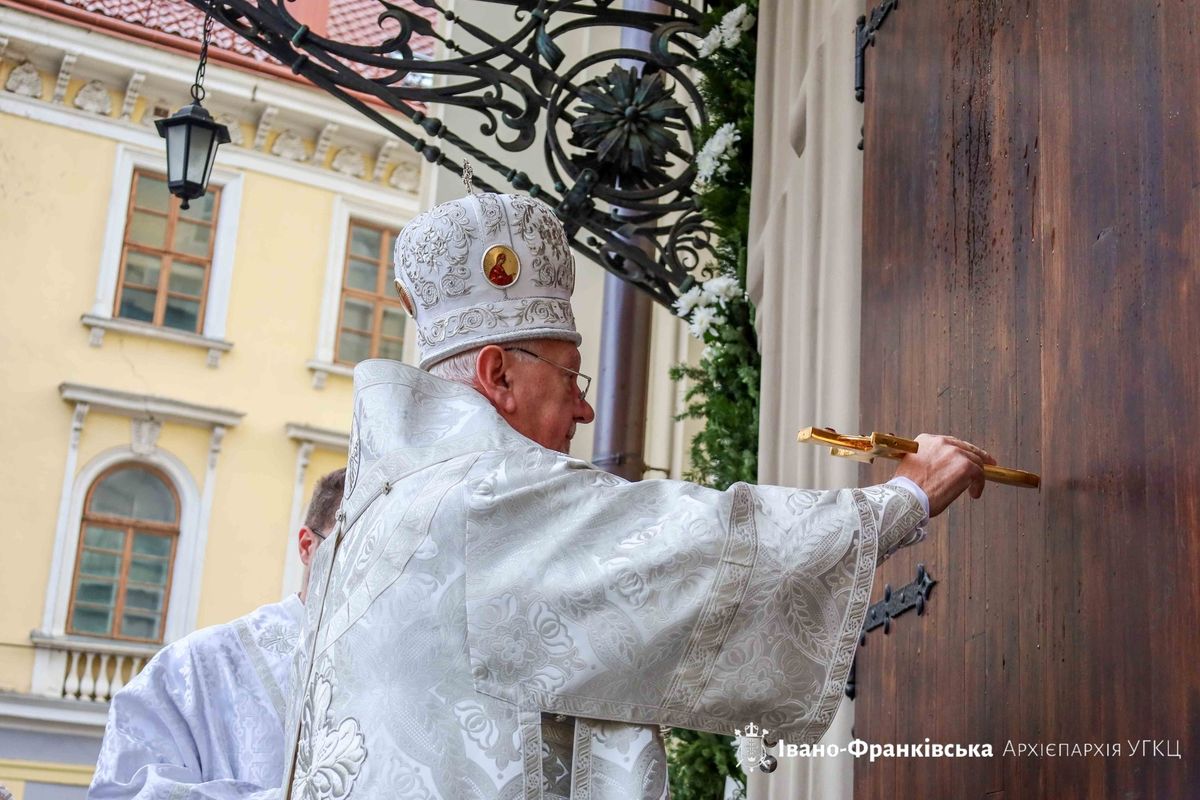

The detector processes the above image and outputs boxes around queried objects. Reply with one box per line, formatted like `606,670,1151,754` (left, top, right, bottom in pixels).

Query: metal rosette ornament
543,48,709,300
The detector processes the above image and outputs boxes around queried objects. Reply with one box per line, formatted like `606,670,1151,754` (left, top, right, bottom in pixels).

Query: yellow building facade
0,4,694,796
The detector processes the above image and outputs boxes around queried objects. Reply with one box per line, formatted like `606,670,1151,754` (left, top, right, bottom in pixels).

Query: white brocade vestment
283,362,926,800
91,596,304,799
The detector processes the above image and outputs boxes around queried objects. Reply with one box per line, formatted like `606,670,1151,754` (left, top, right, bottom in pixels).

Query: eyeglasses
504,347,592,401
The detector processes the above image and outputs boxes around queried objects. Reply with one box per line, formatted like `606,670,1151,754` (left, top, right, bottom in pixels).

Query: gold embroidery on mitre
394,280,416,317
482,244,521,288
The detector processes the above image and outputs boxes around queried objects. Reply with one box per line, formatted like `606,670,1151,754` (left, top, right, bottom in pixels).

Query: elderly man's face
502,339,595,454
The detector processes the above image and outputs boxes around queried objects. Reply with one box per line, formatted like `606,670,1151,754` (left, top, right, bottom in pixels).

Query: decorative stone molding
271,129,308,161
312,122,339,164
28,631,158,703
331,146,366,178
141,99,173,127
0,13,429,203
215,112,244,146
130,417,163,455
69,402,90,449
59,382,245,429
119,72,144,120
285,422,351,451
4,61,42,98
51,52,77,104
207,425,226,470
81,314,233,367
305,359,355,390
373,139,399,182
389,159,421,193
0,690,110,735
73,79,113,115
253,105,278,151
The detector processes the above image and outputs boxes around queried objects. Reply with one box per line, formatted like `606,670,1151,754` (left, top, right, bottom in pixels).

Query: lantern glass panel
186,126,216,188
166,124,188,185
202,135,220,187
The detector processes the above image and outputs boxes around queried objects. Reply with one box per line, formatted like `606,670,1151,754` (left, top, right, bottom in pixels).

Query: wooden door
856,2,1200,797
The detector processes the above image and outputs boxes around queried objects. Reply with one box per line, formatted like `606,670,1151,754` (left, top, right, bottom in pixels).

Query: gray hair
426,347,483,387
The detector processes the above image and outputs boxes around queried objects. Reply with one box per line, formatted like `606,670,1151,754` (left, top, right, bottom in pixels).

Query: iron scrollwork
178,0,722,307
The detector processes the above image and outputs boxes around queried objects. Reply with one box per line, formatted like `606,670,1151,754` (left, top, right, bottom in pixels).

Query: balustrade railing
30,632,159,703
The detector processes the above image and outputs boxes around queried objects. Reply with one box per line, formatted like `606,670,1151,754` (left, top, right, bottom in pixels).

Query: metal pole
591,0,661,481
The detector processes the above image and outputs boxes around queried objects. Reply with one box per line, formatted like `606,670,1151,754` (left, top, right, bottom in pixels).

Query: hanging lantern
157,13,230,209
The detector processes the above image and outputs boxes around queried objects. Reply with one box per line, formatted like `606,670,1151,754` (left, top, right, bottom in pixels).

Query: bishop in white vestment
283,191,992,800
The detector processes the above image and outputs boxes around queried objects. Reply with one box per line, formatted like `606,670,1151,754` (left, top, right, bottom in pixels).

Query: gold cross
796,426,1040,489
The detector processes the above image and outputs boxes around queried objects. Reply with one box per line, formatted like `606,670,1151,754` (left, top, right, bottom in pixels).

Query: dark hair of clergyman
304,468,346,537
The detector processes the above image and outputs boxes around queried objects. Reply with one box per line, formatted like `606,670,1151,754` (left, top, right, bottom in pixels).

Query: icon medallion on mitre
394,280,416,317
482,244,520,288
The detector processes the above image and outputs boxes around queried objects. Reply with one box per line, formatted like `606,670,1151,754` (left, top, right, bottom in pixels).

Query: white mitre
392,190,581,369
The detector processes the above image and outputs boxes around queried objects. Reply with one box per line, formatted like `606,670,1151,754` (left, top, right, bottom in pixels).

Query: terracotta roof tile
328,0,438,59
55,0,438,66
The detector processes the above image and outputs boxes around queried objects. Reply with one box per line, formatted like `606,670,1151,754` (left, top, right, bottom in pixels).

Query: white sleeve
88,644,281,800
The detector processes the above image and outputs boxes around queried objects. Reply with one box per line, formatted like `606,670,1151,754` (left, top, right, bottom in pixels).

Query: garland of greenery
666,2,760,799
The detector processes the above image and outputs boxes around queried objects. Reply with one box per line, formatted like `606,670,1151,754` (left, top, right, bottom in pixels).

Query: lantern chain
191,13,215,103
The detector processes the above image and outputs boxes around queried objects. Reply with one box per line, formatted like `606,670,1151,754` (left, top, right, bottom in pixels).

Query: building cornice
0,92,422,210
0,691,108,736
59,383,245,428
286,422,350,451
0,0,415,119
0,5,429,200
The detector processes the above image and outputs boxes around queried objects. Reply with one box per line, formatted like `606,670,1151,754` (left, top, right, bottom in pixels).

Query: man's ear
298,527,318,566
475,345,518,414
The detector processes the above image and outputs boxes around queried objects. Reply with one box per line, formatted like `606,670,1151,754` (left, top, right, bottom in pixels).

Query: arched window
67,464,180,643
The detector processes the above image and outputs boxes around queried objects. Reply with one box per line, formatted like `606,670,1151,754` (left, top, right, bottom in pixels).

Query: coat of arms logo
734,722,778,773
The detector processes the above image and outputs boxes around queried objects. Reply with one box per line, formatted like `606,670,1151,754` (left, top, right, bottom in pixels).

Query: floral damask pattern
396,201,475,309
602,519,715,622
292,665,367,800
257,622,299,655
475,191,507,237
472,594,586,692
508,195,574,289
417,299,576,348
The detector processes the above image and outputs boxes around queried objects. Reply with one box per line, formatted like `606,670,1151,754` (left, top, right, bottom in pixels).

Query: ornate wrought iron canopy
179,0,719,307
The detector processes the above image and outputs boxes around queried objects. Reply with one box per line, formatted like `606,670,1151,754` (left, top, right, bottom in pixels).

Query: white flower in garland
694,123,741,189
703,274,741,303
697,26,724,58
689,305,723,339
673,285,707,318
720,5,755,45
697,4,756,58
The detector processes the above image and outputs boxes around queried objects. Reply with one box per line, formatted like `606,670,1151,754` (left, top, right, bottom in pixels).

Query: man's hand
893,434,997,517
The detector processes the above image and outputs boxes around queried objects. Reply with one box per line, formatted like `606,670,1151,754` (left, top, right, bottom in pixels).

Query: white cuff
886,476,930,524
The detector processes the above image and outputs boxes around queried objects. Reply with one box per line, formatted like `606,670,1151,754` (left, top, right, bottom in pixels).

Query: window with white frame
85,146,242,361
308,196,417,386
335,221,406,364
114,171,220,334
67,463,179,643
